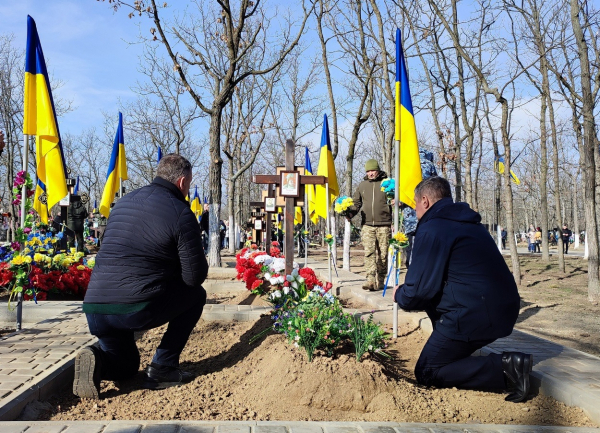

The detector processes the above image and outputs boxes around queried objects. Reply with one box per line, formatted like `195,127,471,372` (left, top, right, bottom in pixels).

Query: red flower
251,279,264,291
298,267,323,291
270,247,282,258
251,244,258,250
324,282,333,292
272,241,280,247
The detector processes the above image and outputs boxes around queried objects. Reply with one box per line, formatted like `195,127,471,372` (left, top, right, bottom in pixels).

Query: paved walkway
0,263,600,427
1,420,599,433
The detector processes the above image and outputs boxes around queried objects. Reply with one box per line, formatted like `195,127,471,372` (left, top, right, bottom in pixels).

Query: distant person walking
501,227,507,250
562,224,572,254
535,227,542,253
527,225,536,253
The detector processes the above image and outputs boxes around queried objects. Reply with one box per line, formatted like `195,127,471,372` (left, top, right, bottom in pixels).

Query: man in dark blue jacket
73,154,208,399
394,176,532,403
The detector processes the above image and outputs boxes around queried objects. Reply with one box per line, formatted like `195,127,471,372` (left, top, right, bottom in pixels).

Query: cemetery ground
16,247,595,427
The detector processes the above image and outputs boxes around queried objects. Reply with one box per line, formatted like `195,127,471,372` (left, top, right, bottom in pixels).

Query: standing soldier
347,159,391,291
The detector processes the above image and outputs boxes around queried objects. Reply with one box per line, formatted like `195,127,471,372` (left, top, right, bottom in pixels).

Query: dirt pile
43,319,594,425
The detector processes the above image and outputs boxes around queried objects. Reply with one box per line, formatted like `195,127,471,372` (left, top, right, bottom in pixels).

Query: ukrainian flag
315,114,339,220
190,186,202,219
74,176,79,195
294,206,303,225
304,147,318,225
23,15,68,223
395,29,422,209
99,112,128,217
495,157,521,185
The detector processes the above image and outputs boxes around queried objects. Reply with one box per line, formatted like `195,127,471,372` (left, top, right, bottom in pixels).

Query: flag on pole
157,146,162,164
396,29,422,209
74,176,79,195
99,112,128,217
494,157,521,185
315,114,339,220
190,186,202,219
24,15,68,223
304,147,318,225
93,199,97,213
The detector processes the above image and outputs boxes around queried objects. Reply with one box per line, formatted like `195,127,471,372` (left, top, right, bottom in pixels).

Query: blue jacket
395,197,520,342
84,177,208,305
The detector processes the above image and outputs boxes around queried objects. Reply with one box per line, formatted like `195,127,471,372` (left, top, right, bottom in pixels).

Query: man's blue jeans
85,287,206,381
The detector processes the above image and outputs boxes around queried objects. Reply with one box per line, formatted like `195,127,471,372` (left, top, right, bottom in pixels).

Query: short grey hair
157,154,192,183
414,176,452,203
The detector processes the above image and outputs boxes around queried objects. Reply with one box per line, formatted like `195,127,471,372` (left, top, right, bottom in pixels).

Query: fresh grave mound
206,291,270,306
43,320,593,426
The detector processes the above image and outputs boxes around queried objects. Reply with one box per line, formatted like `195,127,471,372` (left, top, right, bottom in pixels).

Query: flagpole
17,134,30,331
304,188,308,267
326,182,332,283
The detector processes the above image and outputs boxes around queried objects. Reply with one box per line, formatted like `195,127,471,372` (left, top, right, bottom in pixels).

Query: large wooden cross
253,139,325,275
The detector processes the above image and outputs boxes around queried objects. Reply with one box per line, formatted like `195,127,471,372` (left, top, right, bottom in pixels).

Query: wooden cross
253,139,325,275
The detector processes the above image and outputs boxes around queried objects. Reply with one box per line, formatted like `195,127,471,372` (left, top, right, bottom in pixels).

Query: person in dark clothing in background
67,195,87,252
73,154,208,399
501,227,507,250
394,176,532,403
200,207,209,251
562,224,572,254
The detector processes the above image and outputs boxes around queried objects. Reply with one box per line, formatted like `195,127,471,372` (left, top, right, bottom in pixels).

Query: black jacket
347,171,392,226
84,177,208,304
394,197,520,342
67,196,88,232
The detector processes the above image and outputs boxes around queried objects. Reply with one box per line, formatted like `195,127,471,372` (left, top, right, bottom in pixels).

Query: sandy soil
43,319,592,425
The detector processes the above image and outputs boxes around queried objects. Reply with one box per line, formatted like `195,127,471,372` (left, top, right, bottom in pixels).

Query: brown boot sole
73,347,99,399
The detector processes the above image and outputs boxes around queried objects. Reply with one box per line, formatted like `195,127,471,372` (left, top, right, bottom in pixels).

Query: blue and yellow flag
190,186,203,219
315,114,339,220
304,147,318,225
157,146,163,164
295,206,303,225
99,112,128,217
24,15,68,223
396,29,422,209
74,176,79,195
495,157,521,185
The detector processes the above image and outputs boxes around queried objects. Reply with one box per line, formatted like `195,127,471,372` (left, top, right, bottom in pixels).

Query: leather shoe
502,352,533,403
73,345,102,399
143,363,195,390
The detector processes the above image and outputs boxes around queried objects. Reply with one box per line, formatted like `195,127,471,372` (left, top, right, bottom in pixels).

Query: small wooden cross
253,139,325,275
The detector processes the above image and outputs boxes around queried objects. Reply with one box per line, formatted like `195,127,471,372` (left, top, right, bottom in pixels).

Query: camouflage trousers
361,225,390,287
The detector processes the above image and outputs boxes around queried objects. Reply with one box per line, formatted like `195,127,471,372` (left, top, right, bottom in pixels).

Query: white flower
294,342,299,348
296,276,305,283
295,335,300,341
286,274,295,282
293,261,299,269
368,345,373,351
254,255,268,264
271,290,282,299
291,281,298,289
264,272,272,280
283,286,290,295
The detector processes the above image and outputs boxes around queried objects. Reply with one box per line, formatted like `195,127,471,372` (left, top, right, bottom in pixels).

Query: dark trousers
68,230,84,252
85,288,206,381
564,240,569,254
415,329,505,391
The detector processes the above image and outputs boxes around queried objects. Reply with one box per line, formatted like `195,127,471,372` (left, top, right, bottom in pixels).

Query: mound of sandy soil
44,320,594,426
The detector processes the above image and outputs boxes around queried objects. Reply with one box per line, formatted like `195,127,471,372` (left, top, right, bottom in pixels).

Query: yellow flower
393,232,408,243
77,265,85,271
23,248,31,255
50,238,57,244
34,253,46,263
70,248,76,254
23,256,32,264
325,234,333,239
334,204,342,213
11,255,25,266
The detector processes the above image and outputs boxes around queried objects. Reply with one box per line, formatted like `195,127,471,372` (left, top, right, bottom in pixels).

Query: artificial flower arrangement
380,178,395,203
0,171,95,303
238,242,389,362
324,233,334,247
334,196,354,217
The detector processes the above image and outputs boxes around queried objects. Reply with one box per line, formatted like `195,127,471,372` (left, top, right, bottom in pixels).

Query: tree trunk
228,176,236,254
538,69,550,261
208,110,223,267
573,170,580,249
570,0,600,302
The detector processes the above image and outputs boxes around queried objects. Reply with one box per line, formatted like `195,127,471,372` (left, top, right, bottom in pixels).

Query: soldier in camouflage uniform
402,150,438,268
347,159,392,291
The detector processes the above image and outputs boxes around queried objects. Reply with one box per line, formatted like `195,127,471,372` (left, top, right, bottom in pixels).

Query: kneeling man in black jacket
394,176,532,402
74,154,208,399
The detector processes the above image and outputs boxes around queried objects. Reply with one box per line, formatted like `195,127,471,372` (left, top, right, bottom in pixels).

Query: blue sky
1,0,159,135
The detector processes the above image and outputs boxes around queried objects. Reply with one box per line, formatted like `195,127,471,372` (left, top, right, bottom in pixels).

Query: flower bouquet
334,196,354,217
380,178,395,204
324,233,334,247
